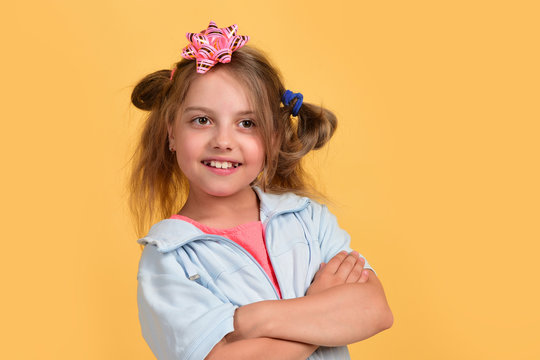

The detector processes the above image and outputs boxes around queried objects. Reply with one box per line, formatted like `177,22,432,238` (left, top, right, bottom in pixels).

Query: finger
357,269,370,283
324,251,348,274
335,251,360,280
346,256,366,283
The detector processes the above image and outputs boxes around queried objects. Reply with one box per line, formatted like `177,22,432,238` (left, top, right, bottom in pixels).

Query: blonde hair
129,46,337,236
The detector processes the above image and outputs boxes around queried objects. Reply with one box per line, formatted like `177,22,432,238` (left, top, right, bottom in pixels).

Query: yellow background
1,0,539,359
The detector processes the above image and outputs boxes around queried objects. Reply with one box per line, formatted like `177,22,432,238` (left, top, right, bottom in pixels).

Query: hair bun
131,70,171,111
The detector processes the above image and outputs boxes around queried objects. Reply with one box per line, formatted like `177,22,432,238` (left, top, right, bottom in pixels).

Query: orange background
1,1,539,359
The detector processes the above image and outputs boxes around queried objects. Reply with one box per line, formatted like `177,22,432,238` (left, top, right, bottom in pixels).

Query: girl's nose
212,126,234,150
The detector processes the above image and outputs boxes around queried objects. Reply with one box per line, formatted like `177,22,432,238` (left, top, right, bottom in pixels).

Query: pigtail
131,69,173,111
295,103,337,152
264,100,337,197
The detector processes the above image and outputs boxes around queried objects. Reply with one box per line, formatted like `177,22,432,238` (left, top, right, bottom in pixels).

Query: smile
201,160,241,169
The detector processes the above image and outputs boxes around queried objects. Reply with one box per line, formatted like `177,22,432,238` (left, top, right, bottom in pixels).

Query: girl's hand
306,251,370,296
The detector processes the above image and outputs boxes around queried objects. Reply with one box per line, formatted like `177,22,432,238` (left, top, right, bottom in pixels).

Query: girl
132,21,393,360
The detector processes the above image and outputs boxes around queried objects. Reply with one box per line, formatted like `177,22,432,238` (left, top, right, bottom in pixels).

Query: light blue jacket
137,187,374,360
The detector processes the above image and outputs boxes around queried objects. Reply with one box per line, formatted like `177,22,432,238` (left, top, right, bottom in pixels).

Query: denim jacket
137,187,374,360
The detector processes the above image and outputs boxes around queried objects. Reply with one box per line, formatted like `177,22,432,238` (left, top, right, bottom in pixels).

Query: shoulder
136,220,204,280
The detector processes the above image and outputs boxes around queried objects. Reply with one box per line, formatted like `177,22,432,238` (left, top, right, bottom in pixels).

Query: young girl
132,21,393,360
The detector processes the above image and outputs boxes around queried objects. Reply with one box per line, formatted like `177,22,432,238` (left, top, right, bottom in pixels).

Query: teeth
204,161,240,169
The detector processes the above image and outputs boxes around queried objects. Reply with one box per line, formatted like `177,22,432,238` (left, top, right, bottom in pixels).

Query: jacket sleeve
317,204,376,275
137,244,237,360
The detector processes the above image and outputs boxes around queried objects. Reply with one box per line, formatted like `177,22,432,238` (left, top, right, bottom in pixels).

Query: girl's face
168,68,265,200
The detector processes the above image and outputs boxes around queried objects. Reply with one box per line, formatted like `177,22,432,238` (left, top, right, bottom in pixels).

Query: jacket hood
137,187,310,253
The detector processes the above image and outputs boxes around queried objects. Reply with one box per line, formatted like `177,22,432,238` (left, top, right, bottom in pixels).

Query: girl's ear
167,122,175,143
167,122,177,153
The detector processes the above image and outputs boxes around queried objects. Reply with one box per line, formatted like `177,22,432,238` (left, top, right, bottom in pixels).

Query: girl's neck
178,186,260,229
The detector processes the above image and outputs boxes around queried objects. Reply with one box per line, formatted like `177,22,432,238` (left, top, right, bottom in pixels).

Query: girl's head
130,27,337,235
166,65,266,200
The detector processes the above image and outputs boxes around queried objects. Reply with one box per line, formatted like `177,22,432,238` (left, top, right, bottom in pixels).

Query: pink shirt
170,215,282,298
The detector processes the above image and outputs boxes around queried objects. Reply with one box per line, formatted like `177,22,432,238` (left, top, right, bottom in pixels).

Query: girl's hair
129,46,337,236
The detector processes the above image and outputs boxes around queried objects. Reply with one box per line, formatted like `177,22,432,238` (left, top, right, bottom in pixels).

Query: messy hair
129,46,337,236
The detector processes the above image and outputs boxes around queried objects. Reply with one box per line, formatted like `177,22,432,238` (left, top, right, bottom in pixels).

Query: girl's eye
193,116,210,125
239,120,255,129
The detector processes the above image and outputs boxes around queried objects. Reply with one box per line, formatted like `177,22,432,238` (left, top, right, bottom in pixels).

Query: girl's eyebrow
183,106,255,116
183,106,212,113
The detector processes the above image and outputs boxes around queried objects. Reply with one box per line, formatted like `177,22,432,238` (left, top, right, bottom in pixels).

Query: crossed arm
205,251,394,360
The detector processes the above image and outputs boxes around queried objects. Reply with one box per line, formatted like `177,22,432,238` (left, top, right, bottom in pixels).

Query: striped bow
181,21,250,74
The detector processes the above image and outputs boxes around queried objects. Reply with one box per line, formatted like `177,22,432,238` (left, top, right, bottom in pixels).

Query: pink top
170,215,282,298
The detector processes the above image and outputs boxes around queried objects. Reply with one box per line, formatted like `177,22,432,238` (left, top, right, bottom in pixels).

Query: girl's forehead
187,69,246,94
182,69,254,112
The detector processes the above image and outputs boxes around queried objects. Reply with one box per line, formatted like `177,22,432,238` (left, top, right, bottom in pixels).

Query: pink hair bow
181,21,250,74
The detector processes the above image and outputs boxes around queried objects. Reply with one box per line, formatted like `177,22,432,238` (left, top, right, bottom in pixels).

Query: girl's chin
189,184,255,198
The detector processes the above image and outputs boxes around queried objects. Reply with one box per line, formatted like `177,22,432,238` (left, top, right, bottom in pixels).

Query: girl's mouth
201,160,241,169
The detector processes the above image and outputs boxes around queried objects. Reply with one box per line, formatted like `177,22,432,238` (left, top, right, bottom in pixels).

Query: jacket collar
137,187,310,253
253,186,310,224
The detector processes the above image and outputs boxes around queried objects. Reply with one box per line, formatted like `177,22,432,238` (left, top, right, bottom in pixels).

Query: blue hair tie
281,90,303,116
